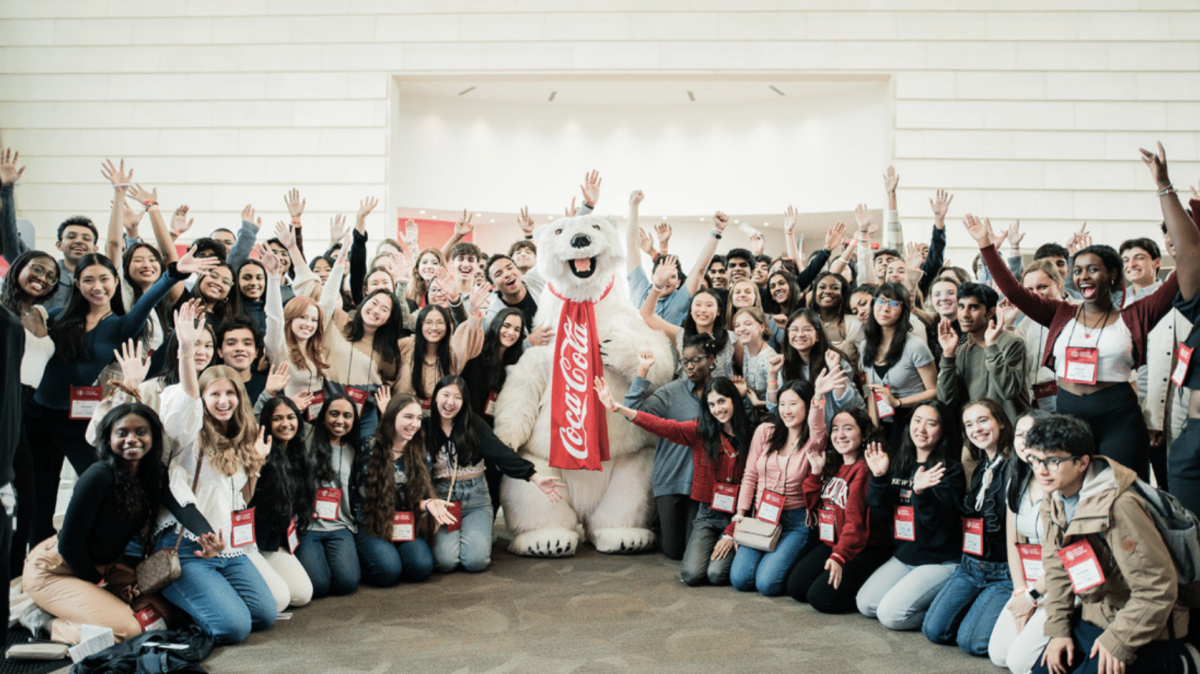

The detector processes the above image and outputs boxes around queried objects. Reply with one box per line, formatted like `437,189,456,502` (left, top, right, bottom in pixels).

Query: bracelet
290,217,301,225
767,379,778,385
652,284,665,293
710,230,722,239
147,204,160,213
524,234,534,240
657,247,668,255
142,200,158,210
1158,185,1176,196
786,232,795,237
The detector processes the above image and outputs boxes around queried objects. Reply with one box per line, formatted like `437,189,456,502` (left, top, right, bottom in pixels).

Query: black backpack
69,625,214,674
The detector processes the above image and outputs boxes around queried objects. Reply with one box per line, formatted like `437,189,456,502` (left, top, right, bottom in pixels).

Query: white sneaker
18,605,52,638
1181,642,1200,674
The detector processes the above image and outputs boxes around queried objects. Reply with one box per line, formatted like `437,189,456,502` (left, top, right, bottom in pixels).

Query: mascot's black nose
571,234,591,249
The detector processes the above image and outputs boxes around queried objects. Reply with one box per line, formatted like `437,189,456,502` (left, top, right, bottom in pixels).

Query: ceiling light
769,85,786,96
458,86,475,96
418,210,426,214
764,222,770,226
475,213,482,217
489,219,495,223
698,217,705,221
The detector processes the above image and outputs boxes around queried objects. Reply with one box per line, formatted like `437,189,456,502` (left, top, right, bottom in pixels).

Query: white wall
1,4,1197,264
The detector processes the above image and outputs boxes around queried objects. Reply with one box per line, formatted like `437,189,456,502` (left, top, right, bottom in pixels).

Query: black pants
10,402,33,575
1030,619,1179,674
787,539,891,613
882,407,915,456
0,482,12,649
1057,383,1150,480
1169,418,1200,518
655,495,700,561
25,401,97,545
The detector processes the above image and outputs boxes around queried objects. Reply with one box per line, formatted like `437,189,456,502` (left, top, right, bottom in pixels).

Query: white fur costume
493,214,676,556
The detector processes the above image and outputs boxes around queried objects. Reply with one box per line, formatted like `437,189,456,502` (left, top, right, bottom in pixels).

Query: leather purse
733,516,781,552
136,454,203,594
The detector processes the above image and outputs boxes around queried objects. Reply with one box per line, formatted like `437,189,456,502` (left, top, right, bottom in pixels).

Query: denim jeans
857,556,959,631
432,474,493,573
1030,619,1179,674
923,555,1014,655
295,527,360,598
355,531,435,585
157,537,276,645
730,508,809,597
680,504,734,586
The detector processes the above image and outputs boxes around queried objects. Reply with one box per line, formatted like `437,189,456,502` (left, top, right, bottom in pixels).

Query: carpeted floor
206,534,1003,674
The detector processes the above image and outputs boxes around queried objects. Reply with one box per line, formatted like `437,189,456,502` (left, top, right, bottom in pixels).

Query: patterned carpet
207,532,1002,674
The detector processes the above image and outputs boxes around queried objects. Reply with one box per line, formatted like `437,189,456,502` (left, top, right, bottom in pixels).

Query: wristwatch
1027,587,1042,607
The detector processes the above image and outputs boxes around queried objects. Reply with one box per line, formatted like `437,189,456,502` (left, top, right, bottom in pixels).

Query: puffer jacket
1040,456,1188,664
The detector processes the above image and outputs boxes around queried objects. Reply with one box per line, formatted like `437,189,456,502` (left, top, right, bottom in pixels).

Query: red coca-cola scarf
547,277,614,471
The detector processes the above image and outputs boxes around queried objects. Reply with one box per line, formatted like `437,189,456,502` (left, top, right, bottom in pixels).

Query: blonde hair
1023,259,1063,288
733,306,771,340
198,366,264,477
725,280,763,330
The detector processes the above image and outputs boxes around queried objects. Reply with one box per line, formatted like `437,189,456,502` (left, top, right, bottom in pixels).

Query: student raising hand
913,462,946,493
864,442,889,477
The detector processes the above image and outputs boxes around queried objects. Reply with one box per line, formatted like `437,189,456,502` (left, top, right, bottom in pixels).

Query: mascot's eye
592,225,601,231
555,229,563,235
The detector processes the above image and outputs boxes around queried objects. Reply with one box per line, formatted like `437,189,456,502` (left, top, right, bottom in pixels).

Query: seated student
1028,415,1195,674
857,400,965,631
789,407,891,613
22,403,171,643
922,400,1015,655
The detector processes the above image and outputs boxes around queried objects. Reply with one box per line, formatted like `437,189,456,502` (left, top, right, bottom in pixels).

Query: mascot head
534,214,623,303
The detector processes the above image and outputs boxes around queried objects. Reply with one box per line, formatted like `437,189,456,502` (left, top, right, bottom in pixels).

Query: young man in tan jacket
1026,415,1195,674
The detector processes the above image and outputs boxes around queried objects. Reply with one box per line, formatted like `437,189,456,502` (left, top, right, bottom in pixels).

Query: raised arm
855,204,877,284
966,214,1062,327
626,190,644,274
639,267,682,340
0,148,29,263
685,211,729,296
796,222,844,291
440,208,472,261
228,205,261,270
260,244,287,366
350,197,378,306
1142,142,1200,300
100,159,134,262
883,165,903,249
175,303,206,399
782,206,801,263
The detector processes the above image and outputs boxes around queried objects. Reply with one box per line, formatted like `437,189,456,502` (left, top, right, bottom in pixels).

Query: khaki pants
23,536,142,644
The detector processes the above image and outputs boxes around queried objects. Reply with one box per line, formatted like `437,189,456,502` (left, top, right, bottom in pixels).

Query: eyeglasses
1027,455,1080,472
681,356,709,367
874,299,901,308
27,263,59,286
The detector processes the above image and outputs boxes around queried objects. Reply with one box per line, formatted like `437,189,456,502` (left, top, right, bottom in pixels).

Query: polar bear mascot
493,213,676,557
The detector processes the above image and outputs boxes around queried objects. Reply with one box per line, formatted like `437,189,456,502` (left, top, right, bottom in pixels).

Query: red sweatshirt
801,459,888,566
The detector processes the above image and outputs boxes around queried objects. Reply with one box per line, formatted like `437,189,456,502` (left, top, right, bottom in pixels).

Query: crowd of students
3,143,1200,673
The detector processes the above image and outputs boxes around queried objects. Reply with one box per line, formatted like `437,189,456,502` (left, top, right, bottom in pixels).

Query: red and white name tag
894,506,916,541
1017,543,1043,581
134,605,167,631
286,517,299,554
345,387,368,406
711,483,737,513
1057,538,1106,594
231,508,255,548
483,391,498,418
756,490,784,525
69,386,102,420
306,390,325,423
1172,345,1194,388
818,509,836,544
445,501,462,532
420,398,432,413
1063,347,1099,385
1033,381,1058,412
314,487,342,521
962,518,983,556
872,385,895,419
392,511,415,542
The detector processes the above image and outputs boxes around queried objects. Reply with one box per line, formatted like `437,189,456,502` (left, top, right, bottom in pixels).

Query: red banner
547,280,613,471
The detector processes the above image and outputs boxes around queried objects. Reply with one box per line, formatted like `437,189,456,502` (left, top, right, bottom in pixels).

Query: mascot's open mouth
568,257,597,279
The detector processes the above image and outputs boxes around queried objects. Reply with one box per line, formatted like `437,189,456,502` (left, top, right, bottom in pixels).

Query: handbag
733,452,792,552
136,453,204,595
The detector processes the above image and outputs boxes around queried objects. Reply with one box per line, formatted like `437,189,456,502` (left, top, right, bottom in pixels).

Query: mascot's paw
590,527,657,554
509,528,579,558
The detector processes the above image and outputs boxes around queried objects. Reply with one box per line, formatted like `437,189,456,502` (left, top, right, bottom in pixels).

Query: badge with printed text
69,386,102,420
1063,347,1099,385
445,501,462,532
756,490,784,525
872,385,896,419
231,508,255,548
1057,538,1106,594
287,517,299,554
1017,543,1043,581
392,511,415,542
818,509,836,544
1033,381,1058,412
306,390,325,423
712,483,737,513
314,487,342,521
1172,345,1194,388
345,387,368,406
134,605,167,631
894,506,916,541
962,517,983,556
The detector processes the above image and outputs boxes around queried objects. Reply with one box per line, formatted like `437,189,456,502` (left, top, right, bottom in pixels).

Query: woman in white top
154,304,276,645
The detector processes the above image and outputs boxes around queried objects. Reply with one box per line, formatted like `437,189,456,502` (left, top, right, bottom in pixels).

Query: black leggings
786,539,891,614
655,495,699,561
1057,383,1149,480
24,402,97,546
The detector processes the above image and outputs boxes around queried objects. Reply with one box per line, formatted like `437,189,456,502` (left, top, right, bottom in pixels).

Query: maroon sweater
802,460,888,565
981,244,1177,372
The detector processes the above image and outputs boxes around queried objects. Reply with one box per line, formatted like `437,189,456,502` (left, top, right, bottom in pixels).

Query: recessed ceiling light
475,213,482,217
698,217,705,221
764,222,770,226
489,219,495,223
418,210,426,214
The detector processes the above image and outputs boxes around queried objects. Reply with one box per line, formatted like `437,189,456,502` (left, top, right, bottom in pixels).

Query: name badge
1172,344,1194,388
286,516,299,554
134,605,167,632
1063,347,1099,385
445,501,462,532
1057,538,1106,594
392,511,415,542
345,386,368,406
306,390,325,423
1017,543,1043,582
756,490,784,525
712,483,737,513
69,386,102,420
483,391,498,418
314,487,342,521
872,385,895,419
1033,381,1058,412
962,517,984,556
894,506,916,541
818,509,836,544
231,508,255,548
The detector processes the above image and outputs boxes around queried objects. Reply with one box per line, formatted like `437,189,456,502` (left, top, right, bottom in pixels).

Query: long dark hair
342,288,402,364
1005,409,1053,512
176,264,239,329
257,396,316,534
424,375,482,468
122,242,167,342
962,398,1014,464
153,321,216,387
92,403,165,528
862,282,913,370
50,253,126,361
308,393,362,486
892,399,962,479
1,250,57,313
781,308,851,388
818,407,881,479
363,394,438,542
477,307,525,396
765,379,816,455
695,377,753,473
411,304,454,399
763,270,800,317
681,288,730,353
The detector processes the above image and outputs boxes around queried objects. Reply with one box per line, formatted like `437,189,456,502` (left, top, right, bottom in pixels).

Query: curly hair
92,403,166,529
362,394,438,542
